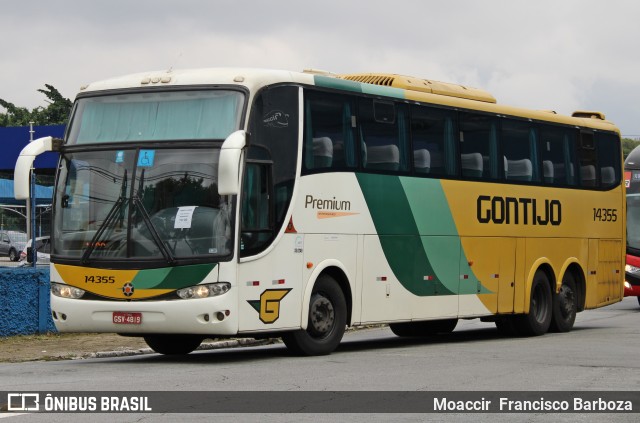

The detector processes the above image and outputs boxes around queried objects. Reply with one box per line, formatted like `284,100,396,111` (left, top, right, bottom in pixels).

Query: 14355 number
84,275,115,283
593,208,617,222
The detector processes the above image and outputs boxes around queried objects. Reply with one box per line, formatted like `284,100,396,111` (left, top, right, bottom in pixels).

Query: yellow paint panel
54,263,152,299
462,237,516,314
441,180,623,240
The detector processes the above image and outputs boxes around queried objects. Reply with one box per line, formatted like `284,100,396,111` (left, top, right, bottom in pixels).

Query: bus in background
624,145,640,306
14,68,625,356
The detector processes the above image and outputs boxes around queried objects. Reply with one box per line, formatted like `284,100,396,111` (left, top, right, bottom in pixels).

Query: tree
622,138,640,159
0,84,72,127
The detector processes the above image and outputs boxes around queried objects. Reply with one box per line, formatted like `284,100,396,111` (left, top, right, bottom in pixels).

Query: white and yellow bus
15,68,624,356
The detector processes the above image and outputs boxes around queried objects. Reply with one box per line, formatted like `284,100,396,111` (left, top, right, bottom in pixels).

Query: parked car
0,230,28,262
18,236,51,265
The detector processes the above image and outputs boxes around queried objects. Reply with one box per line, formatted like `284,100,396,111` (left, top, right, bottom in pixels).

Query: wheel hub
309,295,335,335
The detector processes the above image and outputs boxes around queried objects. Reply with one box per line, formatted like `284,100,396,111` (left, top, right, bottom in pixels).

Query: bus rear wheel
549,272,577,333
143,334,203,355
390,319,458,337
282,275,347,356
516,270,552,336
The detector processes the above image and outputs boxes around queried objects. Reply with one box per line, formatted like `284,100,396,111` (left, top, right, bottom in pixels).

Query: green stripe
356,173,490,296
132,263,217,289
361,84,405,99
314,75,405,100
356,173,453,296
314,75,364,93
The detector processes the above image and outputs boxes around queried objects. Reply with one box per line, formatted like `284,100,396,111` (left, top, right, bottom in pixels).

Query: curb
85,338,278,360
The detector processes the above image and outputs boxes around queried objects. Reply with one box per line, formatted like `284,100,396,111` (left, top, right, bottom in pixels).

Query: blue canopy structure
0,179,54,206
0,125,64,171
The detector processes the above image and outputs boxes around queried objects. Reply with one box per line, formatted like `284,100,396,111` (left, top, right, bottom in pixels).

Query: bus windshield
627,169,640,252
67,90,245,145
53,147,234,263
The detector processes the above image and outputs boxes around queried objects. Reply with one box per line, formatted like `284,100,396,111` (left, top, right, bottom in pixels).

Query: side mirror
14,136,61,200
26,247,33,263
218,130,247,195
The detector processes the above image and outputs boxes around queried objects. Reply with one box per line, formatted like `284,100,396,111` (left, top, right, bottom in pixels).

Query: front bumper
50,290,239,335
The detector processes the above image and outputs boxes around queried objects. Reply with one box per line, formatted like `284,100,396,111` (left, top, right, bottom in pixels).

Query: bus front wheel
143,334,203,355
516,270,552,336
282,275,347,356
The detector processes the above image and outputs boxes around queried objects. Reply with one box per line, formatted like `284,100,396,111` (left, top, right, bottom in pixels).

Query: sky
2,0,640,136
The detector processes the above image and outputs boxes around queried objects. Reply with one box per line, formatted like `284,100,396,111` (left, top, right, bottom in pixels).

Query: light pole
28,122,37,266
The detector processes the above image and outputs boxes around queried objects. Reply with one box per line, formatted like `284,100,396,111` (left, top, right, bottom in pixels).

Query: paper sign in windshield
174,206,197,229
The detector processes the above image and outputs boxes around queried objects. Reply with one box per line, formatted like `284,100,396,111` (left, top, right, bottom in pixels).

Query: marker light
176,282,231,299
51,283,86,299
625,264,640,274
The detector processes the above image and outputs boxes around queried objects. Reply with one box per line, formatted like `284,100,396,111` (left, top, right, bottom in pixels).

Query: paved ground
0,256,23,268
0,332,275,362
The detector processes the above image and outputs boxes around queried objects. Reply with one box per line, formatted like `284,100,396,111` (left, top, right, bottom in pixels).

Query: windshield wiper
82,169,128,264
133,169,176,264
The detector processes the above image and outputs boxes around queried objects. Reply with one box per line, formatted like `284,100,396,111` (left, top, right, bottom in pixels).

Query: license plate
112,312,142,325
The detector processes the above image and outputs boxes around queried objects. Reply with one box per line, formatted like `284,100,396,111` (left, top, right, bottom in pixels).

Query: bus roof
77,67,620,134
626,145,640,169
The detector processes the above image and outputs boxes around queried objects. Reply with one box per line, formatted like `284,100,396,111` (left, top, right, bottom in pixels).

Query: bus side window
241,161,273,254
410,105,457,176
578,132,597,187
501,119,539,183
359,99,409,172
539,125,578,187
303,92,356,171
459,113,499,181
596,132,621,189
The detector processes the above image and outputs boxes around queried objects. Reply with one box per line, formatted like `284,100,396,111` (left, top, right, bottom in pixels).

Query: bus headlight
51,283,86,299
176,282,231,299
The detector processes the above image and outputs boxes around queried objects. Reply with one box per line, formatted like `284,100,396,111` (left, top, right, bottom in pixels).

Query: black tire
495,316,520,336
515,270,553,336
143,334,203,355
282,275,347,356
8,248,18,262
549,272,578,333
390,319,458,337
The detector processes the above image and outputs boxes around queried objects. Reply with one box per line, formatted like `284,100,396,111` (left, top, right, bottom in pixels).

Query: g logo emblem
248,289,292,324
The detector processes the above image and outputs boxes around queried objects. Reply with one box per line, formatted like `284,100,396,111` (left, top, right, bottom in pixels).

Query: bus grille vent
342,74,395,86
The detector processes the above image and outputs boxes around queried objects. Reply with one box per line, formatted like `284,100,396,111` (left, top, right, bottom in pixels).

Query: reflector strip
460,275,469,280
423,275,434,281
246,281,260,286
376,276,387,281
272,279,286,285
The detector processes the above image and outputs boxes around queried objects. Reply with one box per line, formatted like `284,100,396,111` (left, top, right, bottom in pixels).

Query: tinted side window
596,132,621,189
303,91,356,171
244,85,299,257
539,125,578,186
410,106,457,176
359,99,409,172
578,132,597,187
459,113,499,180
502,119,539,182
